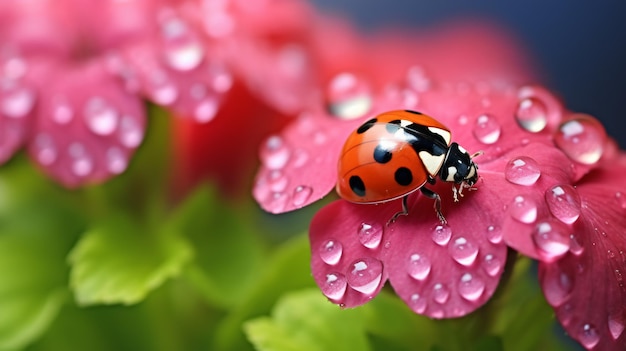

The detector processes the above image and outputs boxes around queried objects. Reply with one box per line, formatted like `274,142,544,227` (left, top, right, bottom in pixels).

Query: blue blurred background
311,0,626,147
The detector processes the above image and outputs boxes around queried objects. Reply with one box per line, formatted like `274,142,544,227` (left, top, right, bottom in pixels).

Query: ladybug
336,110,480,223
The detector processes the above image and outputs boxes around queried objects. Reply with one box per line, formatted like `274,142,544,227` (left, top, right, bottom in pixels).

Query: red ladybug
336,110,479,223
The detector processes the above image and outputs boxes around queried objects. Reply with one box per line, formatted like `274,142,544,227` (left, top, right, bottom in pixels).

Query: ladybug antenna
470,150,484,159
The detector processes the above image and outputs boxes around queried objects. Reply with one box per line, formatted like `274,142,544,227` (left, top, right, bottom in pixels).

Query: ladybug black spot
373,145,392,164
356,118,377,134
404,110,424,115
349,175,366,197
394,167,413,186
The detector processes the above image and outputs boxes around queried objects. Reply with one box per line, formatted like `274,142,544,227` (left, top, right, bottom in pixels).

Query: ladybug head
439,142,479,186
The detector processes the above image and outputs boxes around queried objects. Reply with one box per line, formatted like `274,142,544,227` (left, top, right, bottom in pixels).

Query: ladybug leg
420,187,447,224
387,195,409,225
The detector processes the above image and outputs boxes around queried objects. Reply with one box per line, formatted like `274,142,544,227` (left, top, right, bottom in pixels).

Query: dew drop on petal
267,170,288,192
325,72,372,120
118,115,144,148
615,192,626,210
357,222,383,249
260,135,290,170
106,147,127,174
449,237,479,266
347,258,383,295
194,98,219,123
578,324,600,349
432,283,450,304
510,195,537,223
33,133,57,165
0,83,35,118
486,225,502,244
407,253,431,281
458,273,485,301
554,114,606,165
52,98,74,124
84,97,119,136
532,220,570,261
515,97,548,132
504,157,541,186
151,82,178,105
432,223,452,246
473,114,501,144
290,148,309,168
406,66,431,92
545,184,581,224
409,293,427,313
481,254,501,277
322,273,347,300
68,143,93,177
608,315,625,340
543,268,573,307
292,185,312,207
319,240,342,265
161,17,205,71
569,234,584,255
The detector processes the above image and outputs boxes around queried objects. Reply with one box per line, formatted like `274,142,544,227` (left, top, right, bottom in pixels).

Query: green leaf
171,185,266,308
244,289,371,351
69,215,193,306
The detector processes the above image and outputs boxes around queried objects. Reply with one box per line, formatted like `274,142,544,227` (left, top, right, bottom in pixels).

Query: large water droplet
432,224,452,246
0,83,35,118
84,97,119,136
325,72,372,120
481,254,501,276
68,143,93,177
578,323,600,349
358,222,383,249
33,133,57,165
322,273,347,301
319,240,343,265
510,195,537,223
292,185,312,207
407,253,431,281
432,283,450,304
543,268,573,307
261,135,290,170
554,114,606,165
608,315,625,340
409,293,427,313
118,115,144,148
347,258,383,295
546,184,581,224
449,237,479,266
532,220,570,261
106,147,127,174
473,114,501,144
458,273,485,301
504,157,541,186
515,97,548,132
161,17,204,71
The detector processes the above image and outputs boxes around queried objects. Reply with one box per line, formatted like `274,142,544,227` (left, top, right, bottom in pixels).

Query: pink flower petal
27,62,145,187
310,200,395,307
539,157,626,350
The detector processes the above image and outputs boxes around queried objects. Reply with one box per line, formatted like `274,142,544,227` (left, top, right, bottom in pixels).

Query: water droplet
504,157,541,186
207,62,233,93
532,220,570,261
608,315,625,340
52,97,73,124
545,185,581,224
290,148,309,168
432,283,450,304
347,258,384,295
482,254,501,276
68,143,93,177
473,114,501,144
554,114,606,165
0,83,35,118
569,234,584,255
458,273,485,301
543,268,573,307
151,82,178,105
161,17,204,71
106,147,127,174
578,323,600,349
515,97,548,132
357,222,383,249
322,273,347,300
406,66,431,92
33,133,57,165
261,135,290,169
267,170,288,192
510,195,537,223
407,253,431,281
292,185,312,207
615,192,626,209
84,97,119,136
319,240,342,265
325,72,372,120
457,114,469,125
409,293,427,313
486,225,502,244
118,115,143,148
194,98,219,123
432,224,452,246
449,237,479,266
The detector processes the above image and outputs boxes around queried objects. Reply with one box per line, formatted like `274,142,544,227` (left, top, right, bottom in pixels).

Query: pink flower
252,22,626,350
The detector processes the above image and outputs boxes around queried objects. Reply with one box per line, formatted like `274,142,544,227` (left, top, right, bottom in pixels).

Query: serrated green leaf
244,289,371,351
69,215,193,306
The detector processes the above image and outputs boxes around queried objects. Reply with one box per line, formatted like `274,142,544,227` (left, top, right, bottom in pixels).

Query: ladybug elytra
336,110,480,223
